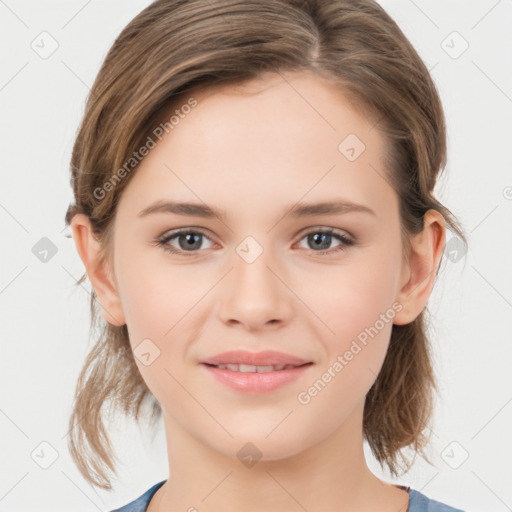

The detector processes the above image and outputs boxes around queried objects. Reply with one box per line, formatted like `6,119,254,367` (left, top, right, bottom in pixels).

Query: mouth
200,351,314,393
201,349,312,367
203,362,312,372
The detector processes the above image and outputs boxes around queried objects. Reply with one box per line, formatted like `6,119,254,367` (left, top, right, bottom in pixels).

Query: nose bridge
217,234,290,328
233,234,279,296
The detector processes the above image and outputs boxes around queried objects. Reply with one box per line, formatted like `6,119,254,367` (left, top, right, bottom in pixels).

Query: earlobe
393,210,446,326
70,214,126,326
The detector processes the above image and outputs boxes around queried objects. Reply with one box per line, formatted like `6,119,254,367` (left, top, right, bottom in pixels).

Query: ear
393,209,446,325
70,213,126,326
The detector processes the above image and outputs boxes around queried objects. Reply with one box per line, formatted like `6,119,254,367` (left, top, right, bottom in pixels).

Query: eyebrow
137,199,376,221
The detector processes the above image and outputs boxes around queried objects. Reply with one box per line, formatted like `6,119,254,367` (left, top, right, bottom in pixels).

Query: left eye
156,228,354,256
296,229,354,255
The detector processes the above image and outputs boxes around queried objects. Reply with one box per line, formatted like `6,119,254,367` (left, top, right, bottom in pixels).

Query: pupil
311,233,329,250
183,233,200,249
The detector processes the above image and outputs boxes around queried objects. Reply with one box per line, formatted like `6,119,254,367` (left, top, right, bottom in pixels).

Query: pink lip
201,350,310,366
202,364,312,393
200,350,313,393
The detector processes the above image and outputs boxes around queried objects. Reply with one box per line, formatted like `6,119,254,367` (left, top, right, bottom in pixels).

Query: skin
71,70,446,512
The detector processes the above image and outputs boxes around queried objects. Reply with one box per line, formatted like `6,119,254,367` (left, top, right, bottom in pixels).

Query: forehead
177,70,381,154
117,71,395,222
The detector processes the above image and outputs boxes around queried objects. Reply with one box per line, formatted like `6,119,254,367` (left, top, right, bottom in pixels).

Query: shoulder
408,488,466,512
109,480,166,512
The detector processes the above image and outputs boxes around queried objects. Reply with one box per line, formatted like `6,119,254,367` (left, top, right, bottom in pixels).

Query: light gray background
1,1,511,511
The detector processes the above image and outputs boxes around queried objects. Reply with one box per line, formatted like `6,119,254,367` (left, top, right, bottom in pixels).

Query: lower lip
201,363,313,393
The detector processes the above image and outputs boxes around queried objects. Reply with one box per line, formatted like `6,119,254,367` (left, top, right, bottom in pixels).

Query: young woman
64,1,467,510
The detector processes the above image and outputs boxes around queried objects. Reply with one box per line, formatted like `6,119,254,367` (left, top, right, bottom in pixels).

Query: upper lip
201,350,311,367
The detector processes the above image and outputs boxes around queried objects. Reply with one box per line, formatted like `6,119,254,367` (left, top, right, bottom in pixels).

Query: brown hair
64,0,468,490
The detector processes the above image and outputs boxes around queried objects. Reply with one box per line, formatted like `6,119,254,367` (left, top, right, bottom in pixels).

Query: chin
216,428,314,464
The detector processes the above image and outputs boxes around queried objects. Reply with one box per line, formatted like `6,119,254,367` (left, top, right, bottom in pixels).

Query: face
109,71,407,461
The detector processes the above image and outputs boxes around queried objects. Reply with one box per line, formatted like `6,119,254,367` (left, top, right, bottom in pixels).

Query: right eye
155,229,215,256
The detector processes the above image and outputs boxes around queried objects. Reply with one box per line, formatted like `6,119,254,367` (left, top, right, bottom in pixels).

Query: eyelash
155,228,355,257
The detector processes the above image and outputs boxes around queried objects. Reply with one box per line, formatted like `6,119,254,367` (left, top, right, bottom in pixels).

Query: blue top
110,480,465,511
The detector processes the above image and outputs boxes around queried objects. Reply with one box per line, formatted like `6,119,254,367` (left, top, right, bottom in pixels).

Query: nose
217,244,293,331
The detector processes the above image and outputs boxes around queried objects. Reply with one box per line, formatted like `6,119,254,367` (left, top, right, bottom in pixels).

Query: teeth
239,364,256,373
214,364,296,372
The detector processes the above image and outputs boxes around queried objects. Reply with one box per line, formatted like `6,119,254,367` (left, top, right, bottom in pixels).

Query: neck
148,402,409,512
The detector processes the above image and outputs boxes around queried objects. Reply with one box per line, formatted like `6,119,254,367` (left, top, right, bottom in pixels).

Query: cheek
115,243,207,346
302,246,401,382
114,248,216,398
307,257,398,342
294,268,398,430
